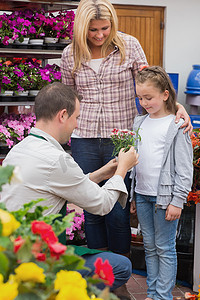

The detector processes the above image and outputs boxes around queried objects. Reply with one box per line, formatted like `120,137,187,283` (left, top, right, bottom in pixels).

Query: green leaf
0,165,15,191
61,253,87,271
15,293,42,300
0,236,12,249
52,212,75,236
0,252,9,277
16,238,33,263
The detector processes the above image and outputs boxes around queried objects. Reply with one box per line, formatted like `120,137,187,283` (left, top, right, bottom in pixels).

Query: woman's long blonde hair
72,0,126,74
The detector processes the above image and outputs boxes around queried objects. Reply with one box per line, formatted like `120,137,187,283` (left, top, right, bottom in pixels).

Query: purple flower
24,20,31,27
2,36,10,46
14,68,24,78
29,26,36,34
2,76,11,84
6,138,14,148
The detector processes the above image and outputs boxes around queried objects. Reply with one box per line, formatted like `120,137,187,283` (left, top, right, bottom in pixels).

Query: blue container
168,73,179,94
185,65,200,95
189,114,200,128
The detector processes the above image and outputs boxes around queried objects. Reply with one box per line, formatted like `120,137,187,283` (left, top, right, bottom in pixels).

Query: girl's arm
165,204,182,221
175,103,193,135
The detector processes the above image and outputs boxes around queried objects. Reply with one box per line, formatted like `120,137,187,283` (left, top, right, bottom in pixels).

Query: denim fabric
135,193,178,300
79,251,132,291
71,138,131,253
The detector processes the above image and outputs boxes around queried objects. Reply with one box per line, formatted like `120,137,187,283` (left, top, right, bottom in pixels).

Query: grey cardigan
130,114,193,209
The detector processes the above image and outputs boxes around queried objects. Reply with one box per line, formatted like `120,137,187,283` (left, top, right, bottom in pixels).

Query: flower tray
0,42,70,50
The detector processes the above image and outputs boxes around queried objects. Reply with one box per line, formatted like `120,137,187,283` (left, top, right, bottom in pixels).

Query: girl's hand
175,103,193,135
165,204,182,221
130,200,137,214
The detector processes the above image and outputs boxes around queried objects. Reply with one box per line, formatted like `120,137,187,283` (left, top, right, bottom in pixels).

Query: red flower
13,236,25,253
185,292,198,299
40,229,58,245
35,252,46,261
31,221,58,244
31,221,52,234
94,257,114,286
49,242,67,260
31,239,46,261
187,191,200,204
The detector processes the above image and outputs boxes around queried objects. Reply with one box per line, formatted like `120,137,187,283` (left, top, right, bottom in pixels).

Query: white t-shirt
135,114,174,196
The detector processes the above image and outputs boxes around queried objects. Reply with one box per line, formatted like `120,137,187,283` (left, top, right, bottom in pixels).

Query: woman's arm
175,103,193,135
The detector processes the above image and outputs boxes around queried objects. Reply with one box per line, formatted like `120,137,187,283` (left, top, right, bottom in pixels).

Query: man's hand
89,158,118,184
176,103,193,135
89,146,139,184
115,146,139,179
165,204,182,221
99,158,118,181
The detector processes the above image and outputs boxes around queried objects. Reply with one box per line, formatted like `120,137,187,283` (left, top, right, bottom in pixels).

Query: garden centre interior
0,1,200,299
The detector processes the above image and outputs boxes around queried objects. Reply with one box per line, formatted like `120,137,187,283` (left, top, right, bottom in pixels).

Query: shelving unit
0,0,78,158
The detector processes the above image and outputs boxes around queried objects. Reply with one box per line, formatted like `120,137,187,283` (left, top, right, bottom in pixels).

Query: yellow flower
90,296,103,300
0,274,3,284
55,285,90,300
54,270,87,290
0,280,18,300
15,262,45,283
0,209,20,236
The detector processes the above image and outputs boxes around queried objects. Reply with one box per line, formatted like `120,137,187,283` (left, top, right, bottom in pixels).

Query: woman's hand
130,200,137,214
176,103,193,135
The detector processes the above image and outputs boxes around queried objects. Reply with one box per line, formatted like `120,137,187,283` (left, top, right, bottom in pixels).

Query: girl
60,0,192,258
130,66,193,300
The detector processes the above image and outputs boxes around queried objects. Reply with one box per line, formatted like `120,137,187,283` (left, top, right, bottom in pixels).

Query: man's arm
89,147,139,184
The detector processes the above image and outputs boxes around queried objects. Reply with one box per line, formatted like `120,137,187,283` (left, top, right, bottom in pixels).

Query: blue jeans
79,251,132,291
135,193,178,300
71,138,131,253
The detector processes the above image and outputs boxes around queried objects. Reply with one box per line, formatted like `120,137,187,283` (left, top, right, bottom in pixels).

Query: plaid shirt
60,32,147,138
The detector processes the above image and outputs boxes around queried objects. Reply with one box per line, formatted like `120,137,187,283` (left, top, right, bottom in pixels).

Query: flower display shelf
0,95,35,103
0,41,71,51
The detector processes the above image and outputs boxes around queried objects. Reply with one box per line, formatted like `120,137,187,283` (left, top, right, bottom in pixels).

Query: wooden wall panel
114,5,165,66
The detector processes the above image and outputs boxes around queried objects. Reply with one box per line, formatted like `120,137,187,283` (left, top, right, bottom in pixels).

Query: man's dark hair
35,82,82,121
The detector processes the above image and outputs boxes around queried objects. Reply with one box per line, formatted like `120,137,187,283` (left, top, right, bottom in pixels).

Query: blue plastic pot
185,65,200,95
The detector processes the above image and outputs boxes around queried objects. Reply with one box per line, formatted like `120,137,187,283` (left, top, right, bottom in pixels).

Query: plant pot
29,39,44,45
59,38,71,44
14,91,29,97
8,38,14,44
15,37,30,45
44,37,58,44
29,90,39,96
0,91,13,96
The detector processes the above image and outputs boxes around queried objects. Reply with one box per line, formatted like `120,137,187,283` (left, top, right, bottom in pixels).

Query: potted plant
0,166,118,300
110,128,141,157
66,207,86,246
0,113,36,149
0,60,18,96
0,14,15,45
187,128,200,204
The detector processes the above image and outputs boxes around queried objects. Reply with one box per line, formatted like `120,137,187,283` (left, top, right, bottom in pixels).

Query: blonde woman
60,0,191,258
